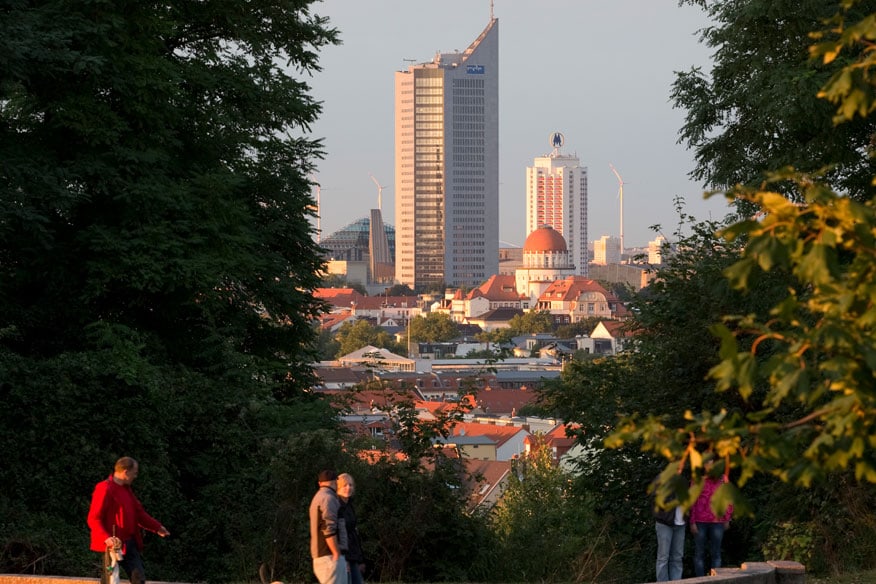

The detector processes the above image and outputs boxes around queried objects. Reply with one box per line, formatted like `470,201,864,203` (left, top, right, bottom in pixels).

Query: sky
305,0,733,249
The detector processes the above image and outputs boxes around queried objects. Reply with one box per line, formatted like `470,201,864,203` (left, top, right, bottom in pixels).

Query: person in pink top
690,467,733,577
87,457,170,584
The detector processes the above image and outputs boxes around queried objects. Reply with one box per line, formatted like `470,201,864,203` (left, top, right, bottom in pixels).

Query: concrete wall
1,560,805,584
642,561,805,584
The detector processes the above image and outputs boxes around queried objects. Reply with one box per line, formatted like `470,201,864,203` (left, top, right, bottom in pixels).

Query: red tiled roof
315,288,367,309
451,421,528,448
473,387,538,416
539,276,610,302
601,320,635,337
351,296,418,310
469,274,526,302
318,309,353,331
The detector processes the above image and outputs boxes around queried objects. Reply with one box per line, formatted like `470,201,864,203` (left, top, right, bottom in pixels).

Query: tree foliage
537,212,777,579
489,437,609,583
609,3,876,554
408,312,459,343
0,1,340,580
334,319,405,357
674,0,876,205
508,310,555,335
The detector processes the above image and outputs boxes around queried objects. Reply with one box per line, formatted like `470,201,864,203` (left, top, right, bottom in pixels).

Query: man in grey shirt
309,469,345,584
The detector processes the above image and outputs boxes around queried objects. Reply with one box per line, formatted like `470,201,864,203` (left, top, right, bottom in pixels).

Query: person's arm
322,496,341,560
87,481,114,546
133,494,169,537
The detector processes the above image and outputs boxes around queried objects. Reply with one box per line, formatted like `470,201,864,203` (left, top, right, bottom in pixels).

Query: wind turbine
369,173,387,211
609,163,625,259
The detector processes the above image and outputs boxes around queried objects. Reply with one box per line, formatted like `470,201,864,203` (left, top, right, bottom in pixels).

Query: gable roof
469,307,524,322
473,387,538,416
469,274,525,302
451,421,529,449
318,309,353,331
350,295,419,310
592,320,636,339
538,276,610,302
315,288,367,310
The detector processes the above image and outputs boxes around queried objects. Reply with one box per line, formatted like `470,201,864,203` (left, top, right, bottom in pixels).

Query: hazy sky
306,0,732,248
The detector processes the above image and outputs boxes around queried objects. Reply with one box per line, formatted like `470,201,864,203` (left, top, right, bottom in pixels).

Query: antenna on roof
490,0,494,20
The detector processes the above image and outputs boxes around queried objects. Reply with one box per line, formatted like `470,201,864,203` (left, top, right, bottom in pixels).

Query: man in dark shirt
308,469,345,584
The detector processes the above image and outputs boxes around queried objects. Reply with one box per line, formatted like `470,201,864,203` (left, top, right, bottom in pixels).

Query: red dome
524,225,567,252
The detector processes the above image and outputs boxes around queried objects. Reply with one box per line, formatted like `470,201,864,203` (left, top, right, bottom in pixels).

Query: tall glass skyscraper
394,17,499,290
525,134,589,276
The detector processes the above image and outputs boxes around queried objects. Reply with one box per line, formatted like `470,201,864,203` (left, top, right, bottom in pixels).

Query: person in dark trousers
87,457,170,584
337,473,366,584
309,469,345,584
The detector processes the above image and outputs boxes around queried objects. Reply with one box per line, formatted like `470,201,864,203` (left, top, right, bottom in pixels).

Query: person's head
114,457,139,485
337,473,355,500
317,469,337,489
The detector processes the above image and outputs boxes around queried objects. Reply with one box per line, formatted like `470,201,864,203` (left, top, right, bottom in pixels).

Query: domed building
515,225,576,302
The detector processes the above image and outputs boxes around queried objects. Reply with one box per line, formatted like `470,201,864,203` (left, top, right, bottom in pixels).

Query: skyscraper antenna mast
490,0,494,20
609,163,625,259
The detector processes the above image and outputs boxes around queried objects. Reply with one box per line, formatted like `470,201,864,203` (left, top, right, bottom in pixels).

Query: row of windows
453,78,485,88
453,97,484,105
452,116,486,124
452,136,485,144
452,87,485,95
452,106,484,115
415,77,444,87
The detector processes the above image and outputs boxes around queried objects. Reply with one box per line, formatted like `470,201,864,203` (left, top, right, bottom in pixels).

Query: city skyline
307,1,733,249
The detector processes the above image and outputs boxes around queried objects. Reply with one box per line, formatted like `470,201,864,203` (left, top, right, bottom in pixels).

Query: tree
334,319,404,357
673,0,876,207
508,310,555,335
537,209,791,578
408,312,459,343
490,437,606,583
0,2,338,579
385,283,417,296
608,5,876,564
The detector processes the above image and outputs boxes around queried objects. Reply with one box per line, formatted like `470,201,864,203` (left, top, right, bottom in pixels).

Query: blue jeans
693,522,725,577
655,522,685,581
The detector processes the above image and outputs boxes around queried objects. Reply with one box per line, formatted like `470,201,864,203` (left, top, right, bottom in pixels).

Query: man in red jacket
87,457,170,584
